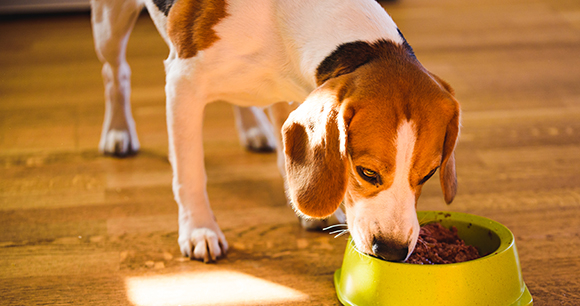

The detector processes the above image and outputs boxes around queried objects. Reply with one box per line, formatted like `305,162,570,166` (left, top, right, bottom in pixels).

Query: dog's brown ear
282,82,350,218
430,73,456,96
440,97,460,204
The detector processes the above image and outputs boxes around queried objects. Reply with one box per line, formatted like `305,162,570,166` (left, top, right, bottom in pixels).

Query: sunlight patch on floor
125,270,309,306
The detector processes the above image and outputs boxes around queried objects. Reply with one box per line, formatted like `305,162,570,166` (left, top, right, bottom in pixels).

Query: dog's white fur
346,121,421,257
91,0,459,262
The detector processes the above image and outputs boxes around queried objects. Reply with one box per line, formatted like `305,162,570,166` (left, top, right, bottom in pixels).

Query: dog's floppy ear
282,82,351,218
429,72,460,204
430,73,455,96
440,97,460,204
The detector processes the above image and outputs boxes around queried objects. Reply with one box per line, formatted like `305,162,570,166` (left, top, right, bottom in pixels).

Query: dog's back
135,0,404,106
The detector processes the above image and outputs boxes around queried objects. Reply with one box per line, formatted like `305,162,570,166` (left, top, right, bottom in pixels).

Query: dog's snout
371,237,409,262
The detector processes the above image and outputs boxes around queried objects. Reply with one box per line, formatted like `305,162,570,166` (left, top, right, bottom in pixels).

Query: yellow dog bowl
334,211,532,306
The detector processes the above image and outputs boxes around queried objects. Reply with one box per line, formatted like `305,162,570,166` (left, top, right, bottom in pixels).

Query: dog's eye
362,168,377,178
419,168,438,185
357,166,382,185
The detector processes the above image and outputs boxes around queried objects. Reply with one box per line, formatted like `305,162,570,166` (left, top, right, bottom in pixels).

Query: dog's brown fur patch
167,0,228,59
315,40,417,86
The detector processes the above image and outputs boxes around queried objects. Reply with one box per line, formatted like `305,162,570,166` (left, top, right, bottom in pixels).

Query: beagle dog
91,0,460,262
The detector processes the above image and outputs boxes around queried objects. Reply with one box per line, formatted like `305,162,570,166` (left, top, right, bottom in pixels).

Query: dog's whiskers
323,223,348,231
328,229,350,238
334,229,350,238
323,223,350,238
418,214,429,226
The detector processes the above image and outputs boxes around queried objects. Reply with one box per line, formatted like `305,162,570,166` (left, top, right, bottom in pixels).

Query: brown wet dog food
405,222,481,264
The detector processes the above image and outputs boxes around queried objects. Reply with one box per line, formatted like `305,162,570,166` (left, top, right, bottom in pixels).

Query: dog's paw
178,227,229,263
243,127,276,152
299,208,347,231
99,129,139,157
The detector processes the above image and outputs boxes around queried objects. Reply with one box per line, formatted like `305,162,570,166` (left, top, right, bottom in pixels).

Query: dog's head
282,40,460,261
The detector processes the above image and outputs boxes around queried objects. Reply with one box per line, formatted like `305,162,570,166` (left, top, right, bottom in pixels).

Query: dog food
405,222,481,264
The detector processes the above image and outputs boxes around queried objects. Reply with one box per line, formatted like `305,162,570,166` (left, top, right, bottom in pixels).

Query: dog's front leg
165,64,227,263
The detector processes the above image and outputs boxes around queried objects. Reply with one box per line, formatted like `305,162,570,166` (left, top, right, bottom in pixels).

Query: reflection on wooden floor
1,0,580,305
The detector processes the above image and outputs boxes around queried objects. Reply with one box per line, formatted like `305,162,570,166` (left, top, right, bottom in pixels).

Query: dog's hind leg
91,0,143,156
233,106,277,152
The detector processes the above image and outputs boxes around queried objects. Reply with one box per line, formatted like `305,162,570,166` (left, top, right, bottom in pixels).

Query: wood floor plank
1,0,580,304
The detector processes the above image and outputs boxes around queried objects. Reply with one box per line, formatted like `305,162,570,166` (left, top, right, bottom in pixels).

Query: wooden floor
1,0,580,305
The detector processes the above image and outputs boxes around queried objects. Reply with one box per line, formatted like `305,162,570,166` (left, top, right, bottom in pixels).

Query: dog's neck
275,0,404,85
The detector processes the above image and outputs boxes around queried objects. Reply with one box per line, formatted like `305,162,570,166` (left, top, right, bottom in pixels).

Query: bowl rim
347,210,516,266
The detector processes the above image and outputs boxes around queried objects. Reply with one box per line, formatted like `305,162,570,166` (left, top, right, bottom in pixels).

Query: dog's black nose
371,237,409,262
